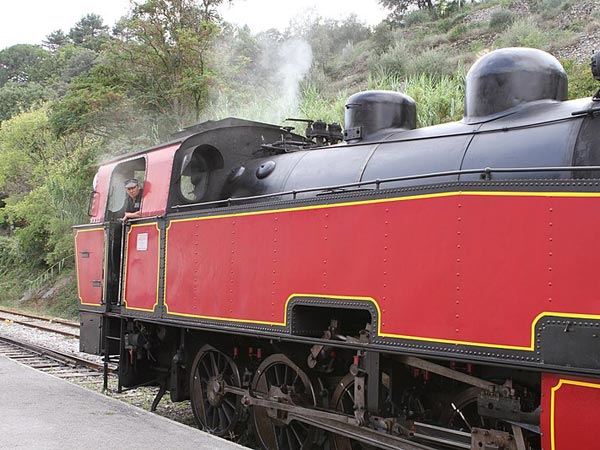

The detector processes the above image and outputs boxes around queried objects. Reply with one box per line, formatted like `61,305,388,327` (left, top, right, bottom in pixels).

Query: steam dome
344,90,416,142
464,47,567,122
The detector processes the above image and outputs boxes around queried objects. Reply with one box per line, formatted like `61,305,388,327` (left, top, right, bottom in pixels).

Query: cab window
179,145,223,203
106,157,146,220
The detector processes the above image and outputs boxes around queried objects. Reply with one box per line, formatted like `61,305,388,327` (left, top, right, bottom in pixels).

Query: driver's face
127,185,140,199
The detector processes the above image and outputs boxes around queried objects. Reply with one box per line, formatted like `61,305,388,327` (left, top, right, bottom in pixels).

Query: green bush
404,9,431,26
489,9,515,31
562,59,599,100
372,41,411,78
437,18,454,33
448,24,469,42
494,17,550,49
410,49,456,78
298,83,347,125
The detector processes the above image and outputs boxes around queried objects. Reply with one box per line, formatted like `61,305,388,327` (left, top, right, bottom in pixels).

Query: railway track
0,335,106,382
0,307,79,337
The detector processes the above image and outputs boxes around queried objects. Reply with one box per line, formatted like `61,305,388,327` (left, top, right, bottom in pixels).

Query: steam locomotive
74,47,600,450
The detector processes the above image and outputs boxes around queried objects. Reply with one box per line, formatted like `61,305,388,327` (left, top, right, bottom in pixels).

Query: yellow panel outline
550,378,600,450
74,227,104,306
122,222,161,313
165,290,600,350
165,190,600,230
163,190,600,348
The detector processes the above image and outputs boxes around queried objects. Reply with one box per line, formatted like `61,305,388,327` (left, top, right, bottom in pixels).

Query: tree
0,107,101,265
43,30,69,52
379,0,435,15
68,13,110,51
106,0,226,130
0,44,49,86
378,0,474,22
0,81,48,123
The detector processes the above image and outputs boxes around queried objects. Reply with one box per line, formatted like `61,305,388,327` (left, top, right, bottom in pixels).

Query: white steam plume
267,39,313,122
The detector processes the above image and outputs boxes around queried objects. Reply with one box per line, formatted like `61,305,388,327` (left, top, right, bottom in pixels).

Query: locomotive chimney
344,90,416,143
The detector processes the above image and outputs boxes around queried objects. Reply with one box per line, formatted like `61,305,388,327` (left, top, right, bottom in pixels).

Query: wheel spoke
290,421,305,448
284,425,296,450
223,397,236,410
209,351,218,376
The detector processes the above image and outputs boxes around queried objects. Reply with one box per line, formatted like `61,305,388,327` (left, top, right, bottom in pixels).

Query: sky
0,0,390,50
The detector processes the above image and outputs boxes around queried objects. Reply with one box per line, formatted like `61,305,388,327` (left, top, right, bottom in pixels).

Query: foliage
562,59,599,100
110,0,223,129
404,9,432,26
373,41,457,79
448,23,469,41
50,64,128,137
0,81,48,123
368,68,465,127
494,17,550,49
43,30,69,52
298,83,347,125
286,15,372,74
0,44,50,86
378,0,477,24
68,13,110,51
489,9,515,30
0,108,100,266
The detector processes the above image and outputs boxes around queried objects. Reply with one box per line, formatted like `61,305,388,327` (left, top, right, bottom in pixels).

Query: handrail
171,165,600,211
26,254,74,292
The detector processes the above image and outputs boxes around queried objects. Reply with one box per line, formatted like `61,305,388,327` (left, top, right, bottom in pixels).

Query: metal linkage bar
396,355,497,391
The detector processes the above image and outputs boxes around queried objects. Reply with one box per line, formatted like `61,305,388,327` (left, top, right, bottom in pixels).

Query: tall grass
368,69,466,127
298,83,348,125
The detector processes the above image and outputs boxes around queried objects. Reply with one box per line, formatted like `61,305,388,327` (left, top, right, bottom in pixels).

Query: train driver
123,178,143,222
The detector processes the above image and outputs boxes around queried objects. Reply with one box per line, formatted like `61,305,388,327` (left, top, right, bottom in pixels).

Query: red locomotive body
74,49,600,449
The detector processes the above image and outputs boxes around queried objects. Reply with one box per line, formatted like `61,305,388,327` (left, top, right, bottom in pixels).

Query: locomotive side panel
542,373,600,450
163,189,600,367
163,194,459,327
123,223,161,312
74,227,105,307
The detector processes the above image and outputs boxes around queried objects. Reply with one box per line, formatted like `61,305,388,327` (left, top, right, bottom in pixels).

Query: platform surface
0,356,247,449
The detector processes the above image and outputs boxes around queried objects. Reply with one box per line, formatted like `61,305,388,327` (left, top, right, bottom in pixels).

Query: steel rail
0,335,106,372
0,307,79,328
0,314,79,338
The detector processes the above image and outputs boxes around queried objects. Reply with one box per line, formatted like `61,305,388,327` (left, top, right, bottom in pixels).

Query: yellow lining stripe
74,227,104,306
122,223,160,313
550,379,600,450
165,292,600,351
165,190,600,230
